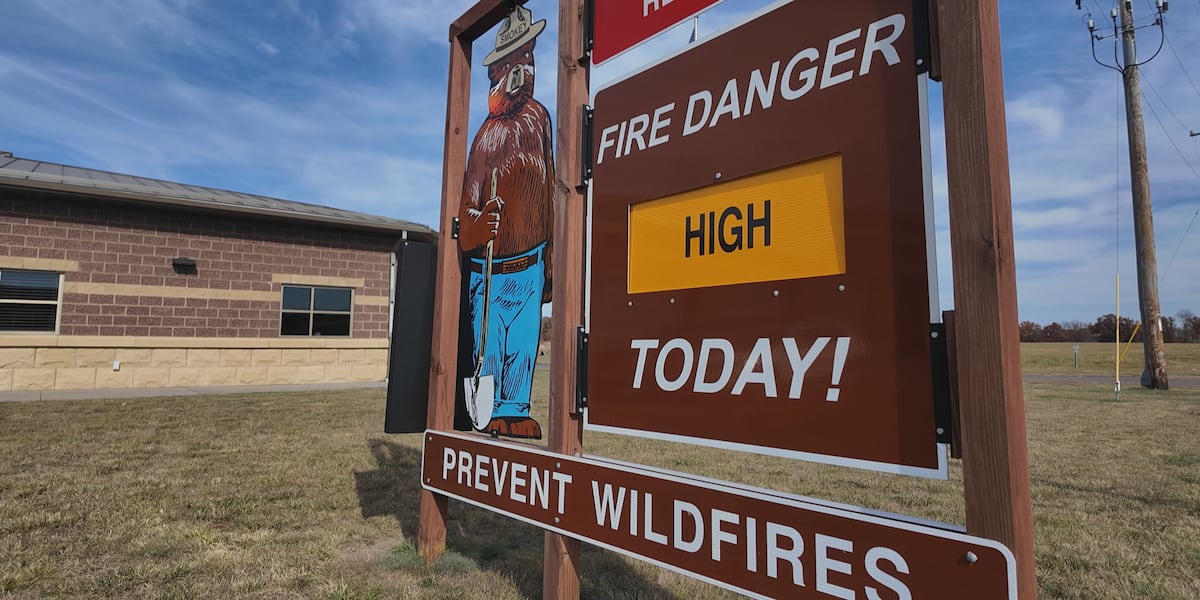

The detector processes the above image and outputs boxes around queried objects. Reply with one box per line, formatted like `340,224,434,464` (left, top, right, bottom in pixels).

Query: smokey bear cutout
458,4,554,439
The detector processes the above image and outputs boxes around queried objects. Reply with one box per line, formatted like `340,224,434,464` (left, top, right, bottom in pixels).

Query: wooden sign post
936,0,1038,597
545,0,588,597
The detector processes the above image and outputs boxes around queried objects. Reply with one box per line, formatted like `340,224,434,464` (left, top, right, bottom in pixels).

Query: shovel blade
462,375,495,431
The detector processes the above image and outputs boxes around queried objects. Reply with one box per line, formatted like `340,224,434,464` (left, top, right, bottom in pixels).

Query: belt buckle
502,257,526,274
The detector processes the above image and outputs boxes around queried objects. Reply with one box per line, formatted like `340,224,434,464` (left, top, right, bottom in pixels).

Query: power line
1160,209,1199,282
1140,88,1200,180
1079,0,1168,73
1142,76,1191,134
1161,26,1200,99
1140,87,1200,292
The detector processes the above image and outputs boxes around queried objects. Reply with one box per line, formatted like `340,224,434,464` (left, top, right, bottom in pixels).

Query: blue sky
1,0,1198,326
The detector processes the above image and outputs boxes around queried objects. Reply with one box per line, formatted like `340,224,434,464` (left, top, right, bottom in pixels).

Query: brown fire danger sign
422,430,1015,599
587,0,941,475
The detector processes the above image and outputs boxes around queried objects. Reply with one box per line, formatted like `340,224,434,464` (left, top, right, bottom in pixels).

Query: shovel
463,167,499,431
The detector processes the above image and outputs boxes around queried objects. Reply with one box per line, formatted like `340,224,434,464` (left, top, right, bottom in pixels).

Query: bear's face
487,40,536,116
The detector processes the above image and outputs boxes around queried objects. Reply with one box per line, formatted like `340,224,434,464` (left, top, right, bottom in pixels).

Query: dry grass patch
1,377,1198,598
0,389,504,599
1023,383,1200,598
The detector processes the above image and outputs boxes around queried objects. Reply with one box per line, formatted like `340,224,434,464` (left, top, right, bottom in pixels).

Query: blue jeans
468,243,545,419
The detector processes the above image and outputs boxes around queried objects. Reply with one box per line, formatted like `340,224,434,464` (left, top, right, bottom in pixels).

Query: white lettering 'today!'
630,337,851,401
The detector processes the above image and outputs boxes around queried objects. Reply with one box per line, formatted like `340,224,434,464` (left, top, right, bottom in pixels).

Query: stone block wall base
0,346,388,391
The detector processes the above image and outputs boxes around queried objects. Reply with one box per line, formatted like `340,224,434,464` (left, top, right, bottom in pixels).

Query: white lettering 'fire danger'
630,337,850,402
596,14,906,165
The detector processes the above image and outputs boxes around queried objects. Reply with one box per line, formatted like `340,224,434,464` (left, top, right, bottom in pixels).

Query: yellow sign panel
628,154,845,293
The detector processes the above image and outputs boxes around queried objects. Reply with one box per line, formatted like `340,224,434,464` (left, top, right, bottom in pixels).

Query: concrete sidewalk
0,381,386,402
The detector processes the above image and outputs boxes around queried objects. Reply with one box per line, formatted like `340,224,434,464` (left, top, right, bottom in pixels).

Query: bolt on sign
587,0,945,477
422,430,1016,599
592,0,726,65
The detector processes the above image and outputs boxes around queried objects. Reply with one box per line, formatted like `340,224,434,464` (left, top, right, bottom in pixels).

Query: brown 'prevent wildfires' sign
587,0,942,476
423,430,1015,599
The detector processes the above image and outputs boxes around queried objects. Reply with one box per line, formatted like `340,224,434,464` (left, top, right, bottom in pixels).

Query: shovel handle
472,167,500,381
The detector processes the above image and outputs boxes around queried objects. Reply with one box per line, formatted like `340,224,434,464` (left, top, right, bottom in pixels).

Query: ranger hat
482,5,546,66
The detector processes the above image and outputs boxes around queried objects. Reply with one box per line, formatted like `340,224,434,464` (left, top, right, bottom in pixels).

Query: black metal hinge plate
912,0,940,80
930,322,952,444
575,326,589,414
582,0,595,63
451,217,461,240
580,105,594,190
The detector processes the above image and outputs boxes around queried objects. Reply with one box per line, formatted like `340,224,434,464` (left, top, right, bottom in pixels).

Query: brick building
0,151,436,393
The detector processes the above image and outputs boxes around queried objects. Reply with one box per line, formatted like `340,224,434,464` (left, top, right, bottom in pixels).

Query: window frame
279,284,354,337
0,269,64,334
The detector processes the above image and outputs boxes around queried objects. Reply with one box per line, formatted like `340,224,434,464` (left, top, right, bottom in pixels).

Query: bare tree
1179,310,1200,343
1018,320,1044,342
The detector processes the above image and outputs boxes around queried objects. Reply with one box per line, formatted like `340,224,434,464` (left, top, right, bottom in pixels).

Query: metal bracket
579,105,594,190
582,0,595,63
451,217,460,240
575,326,589,414
913,0,941,80
930,322,953,444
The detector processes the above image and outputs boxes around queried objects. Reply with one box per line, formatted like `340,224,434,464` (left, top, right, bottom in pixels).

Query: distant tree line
1019,309,1200,343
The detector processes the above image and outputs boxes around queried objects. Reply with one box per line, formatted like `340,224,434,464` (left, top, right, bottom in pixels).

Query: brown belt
468,253,538,275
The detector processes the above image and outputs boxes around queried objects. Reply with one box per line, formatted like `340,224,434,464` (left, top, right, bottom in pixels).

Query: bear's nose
505,65,524,94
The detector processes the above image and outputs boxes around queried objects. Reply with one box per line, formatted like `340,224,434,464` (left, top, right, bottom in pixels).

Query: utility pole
1079,0,1170,389
1119,1,1168,390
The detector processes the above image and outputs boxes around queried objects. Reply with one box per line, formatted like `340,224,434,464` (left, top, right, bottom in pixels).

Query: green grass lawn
1,374,1198,598
1020,342,1200,377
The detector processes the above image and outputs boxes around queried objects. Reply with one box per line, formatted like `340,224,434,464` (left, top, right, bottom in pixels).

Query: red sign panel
422,430,1015,599
587,0,941,475
592,0,726,65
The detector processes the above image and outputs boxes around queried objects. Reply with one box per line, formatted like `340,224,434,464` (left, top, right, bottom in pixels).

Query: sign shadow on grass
354,439,424,537
353,438,679,599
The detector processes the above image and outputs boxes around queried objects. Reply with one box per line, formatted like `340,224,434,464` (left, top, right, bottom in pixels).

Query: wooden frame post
417,29,469,567
418,0,529,564
936,0,1038,597
544,0,588,598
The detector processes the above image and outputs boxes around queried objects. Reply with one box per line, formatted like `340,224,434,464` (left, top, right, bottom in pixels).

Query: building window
280,285,352,336
0,269,61,332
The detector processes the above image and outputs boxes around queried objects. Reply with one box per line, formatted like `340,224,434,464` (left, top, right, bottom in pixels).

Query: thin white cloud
1012,205,1092,230
255,40,279,56
1008,98,1065,143
343,1,473,48
302,151,442,227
